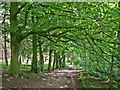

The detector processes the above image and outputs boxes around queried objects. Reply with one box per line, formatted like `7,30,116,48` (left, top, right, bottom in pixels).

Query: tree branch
15,2,27,15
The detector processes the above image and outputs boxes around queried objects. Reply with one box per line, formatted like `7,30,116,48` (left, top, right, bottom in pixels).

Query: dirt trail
2,69,82,89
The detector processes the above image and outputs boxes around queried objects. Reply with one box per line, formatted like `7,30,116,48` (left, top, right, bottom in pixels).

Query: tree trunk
2,44,4,61
4,34,8,66
19,56,22,65
55,52,59,69
9,37,20,77
26,54,31,64
3,2,8,66
9,2,20,77
62,51,66,68
38,40,44,73
31,14,38,72
52,50,56,71
31,33,37,72
117,2,120,85
4,28,8,66
48,48,52,72
59,54,62,68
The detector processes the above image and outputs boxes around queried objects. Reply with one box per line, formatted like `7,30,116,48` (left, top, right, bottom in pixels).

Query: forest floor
2,67,82,89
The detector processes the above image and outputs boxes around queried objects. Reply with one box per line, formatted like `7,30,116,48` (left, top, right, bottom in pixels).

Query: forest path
2,68,82,89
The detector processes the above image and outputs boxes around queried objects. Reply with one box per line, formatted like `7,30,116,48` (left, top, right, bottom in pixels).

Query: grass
20,64,31,69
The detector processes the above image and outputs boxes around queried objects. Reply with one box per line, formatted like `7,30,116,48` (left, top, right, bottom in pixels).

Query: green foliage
1,2,120,88
0,61,8,68
81,76,108,88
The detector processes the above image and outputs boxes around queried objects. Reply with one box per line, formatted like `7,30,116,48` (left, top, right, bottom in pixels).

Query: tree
52,50,56,71
9,2,31,76
48,48,52,72
62,51,66,68
31,14,38,72
38,38,44,73
9,2,21,76
2,3,119,85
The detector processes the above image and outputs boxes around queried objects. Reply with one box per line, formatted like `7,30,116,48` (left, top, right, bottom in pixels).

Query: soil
2,68,82,89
